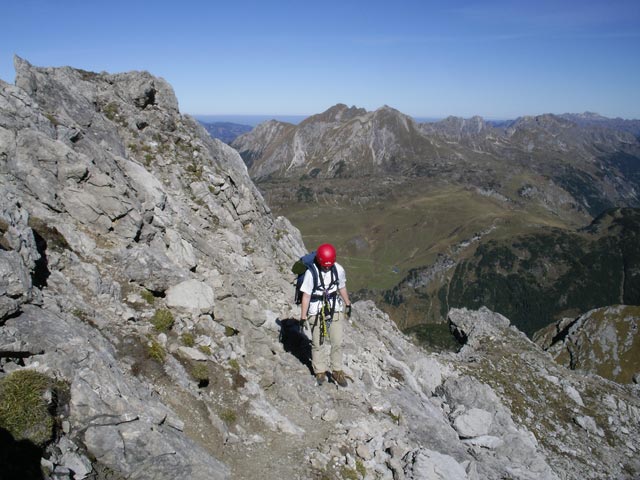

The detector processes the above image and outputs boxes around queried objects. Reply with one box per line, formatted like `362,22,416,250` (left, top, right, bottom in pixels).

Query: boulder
166,279,215,315
403,448,468,480
452,408,493,439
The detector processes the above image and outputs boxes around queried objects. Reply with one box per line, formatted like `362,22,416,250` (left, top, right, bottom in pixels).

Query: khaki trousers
309,311,345,374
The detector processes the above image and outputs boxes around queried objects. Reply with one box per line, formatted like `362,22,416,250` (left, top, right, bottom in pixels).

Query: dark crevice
30,229,50,289
1,308,23,327
549,318,580,347
0,350,43,359
448,320,468,346
133,226,142,243
149,289,165,299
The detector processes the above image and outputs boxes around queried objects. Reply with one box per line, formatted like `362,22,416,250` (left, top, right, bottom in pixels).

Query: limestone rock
165,279,214,315
403,448,468,480
452,408,493,439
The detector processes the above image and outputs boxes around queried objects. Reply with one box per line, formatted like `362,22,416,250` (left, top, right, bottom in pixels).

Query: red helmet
316,243,336,268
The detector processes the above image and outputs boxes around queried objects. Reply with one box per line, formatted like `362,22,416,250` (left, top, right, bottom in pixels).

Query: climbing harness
316,267,338,345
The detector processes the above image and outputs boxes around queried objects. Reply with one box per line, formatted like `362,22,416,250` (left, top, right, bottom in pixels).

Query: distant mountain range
198,121,252,144
558,112,640,138
200,110,640,146
231,103,640,335
233,103,640,220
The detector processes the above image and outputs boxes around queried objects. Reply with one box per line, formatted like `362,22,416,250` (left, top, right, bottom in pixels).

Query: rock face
1,59,639,480
447,308,640,479
0,57,302,479
535,305,640,384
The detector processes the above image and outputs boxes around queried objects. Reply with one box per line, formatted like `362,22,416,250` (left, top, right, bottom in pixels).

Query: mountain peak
301,103,367,125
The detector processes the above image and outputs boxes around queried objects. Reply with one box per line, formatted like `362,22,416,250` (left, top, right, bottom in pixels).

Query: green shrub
141,289,155,305
190,363,209,383
220,409,237,424
151,309,174,332
341,466,360,480
0,370,56,446
198,345,212,356
103,102,120,121
181,332,195,347
224,326,238,337
147,339,166,362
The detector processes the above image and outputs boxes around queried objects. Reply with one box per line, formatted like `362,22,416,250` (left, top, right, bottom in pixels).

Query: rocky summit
1,58,639,480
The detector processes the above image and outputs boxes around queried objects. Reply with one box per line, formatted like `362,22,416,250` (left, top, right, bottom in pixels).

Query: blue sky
1,0,639,119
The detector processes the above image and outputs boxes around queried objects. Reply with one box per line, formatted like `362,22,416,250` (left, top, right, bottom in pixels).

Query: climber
299,243,352,387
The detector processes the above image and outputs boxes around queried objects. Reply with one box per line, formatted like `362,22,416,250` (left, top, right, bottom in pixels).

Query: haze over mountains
198,121,252,144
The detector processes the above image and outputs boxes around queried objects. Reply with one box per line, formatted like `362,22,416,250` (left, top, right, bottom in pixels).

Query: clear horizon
1,0,639,120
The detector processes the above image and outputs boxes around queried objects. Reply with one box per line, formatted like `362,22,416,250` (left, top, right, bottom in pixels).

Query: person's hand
345,304,352,318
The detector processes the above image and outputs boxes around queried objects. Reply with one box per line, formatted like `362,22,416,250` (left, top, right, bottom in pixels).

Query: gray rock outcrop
535,305,640,384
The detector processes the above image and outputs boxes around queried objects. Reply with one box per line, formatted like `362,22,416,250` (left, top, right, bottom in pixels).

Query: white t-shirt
300,262,347,315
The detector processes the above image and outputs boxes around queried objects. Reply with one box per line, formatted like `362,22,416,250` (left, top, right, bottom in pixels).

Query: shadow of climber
277,318,313,375
0,427,45,480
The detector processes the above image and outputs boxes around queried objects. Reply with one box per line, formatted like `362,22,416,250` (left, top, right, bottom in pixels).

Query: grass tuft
198,345,212,356
220,409,237,424
0,370,56,446
190,363,209,384
151,309,174,332
141,289,155,305
146,339,166,363
181,332,195,347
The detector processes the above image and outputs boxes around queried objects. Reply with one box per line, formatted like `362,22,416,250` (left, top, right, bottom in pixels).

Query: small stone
356,444,372,460
322,408,338,422
60,451,92,479
573,415,605,437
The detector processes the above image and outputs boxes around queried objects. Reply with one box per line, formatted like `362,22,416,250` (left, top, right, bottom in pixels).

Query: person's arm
339,287,350,306
300,292,311,321
339,287,352,318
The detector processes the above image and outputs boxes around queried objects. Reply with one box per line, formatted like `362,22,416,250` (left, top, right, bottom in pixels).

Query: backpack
292,252,338,305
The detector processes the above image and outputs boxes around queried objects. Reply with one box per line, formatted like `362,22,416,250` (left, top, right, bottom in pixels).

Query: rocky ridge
535,305,640,384
233,104,640,218
1,59,639,480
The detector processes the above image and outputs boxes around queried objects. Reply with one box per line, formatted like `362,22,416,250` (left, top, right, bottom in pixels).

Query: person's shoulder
335,262,346,274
